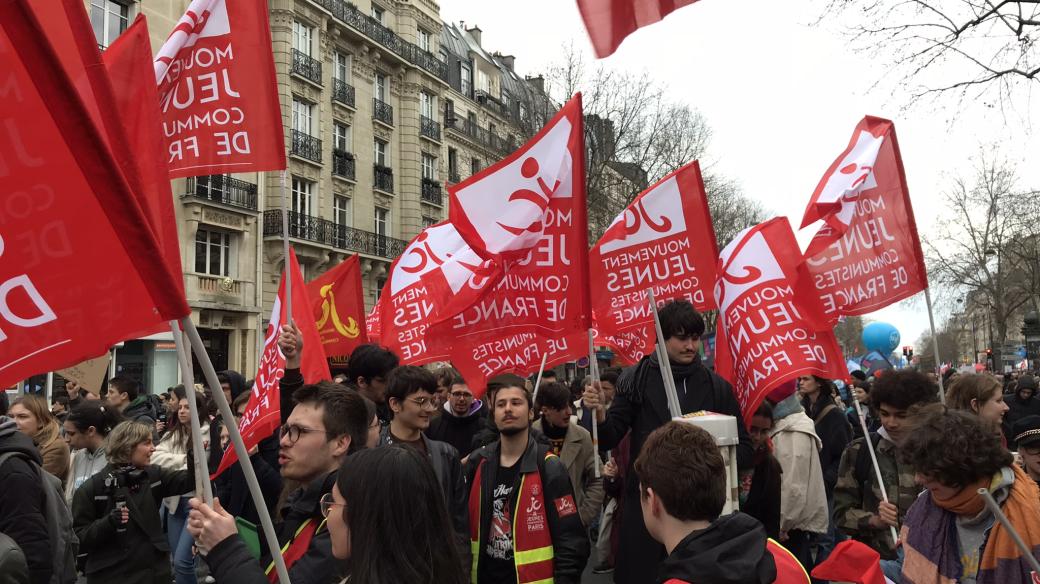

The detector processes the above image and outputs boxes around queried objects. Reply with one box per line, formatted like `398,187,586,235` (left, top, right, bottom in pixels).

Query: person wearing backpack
0,415,52,584
833,369,938,583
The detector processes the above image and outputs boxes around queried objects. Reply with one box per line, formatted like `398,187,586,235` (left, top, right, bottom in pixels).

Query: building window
374,73,387,102
292,20,313,56
333,51,351,81
447,148,458,178
195,228,231,277
90,0,128,48
489,122,497,136
468,111,477,126
444,99,456,124
371,4,384,24
417,28,431,52
460,63,472,96
477,70,490,94
422,215,437,229
471,157,480,175
421,153,437,181
519,102,528,122
375,277,387,300
292,98,313,134
333,122,351,151
374,207,389,236
420,91,435,119
291,177,313,216
373,139,388,167
334,195,351,227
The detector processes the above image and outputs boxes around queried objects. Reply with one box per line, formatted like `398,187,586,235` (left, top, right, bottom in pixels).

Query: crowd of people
3,299,1040,584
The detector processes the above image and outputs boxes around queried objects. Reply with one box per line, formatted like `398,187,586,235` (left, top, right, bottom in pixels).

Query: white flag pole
587,329,601,478
280,170,293,326
648,290,683,418
852,398,898,547
924,288,945,404
531,352,549,406
181,317,291,584
169,320,213,505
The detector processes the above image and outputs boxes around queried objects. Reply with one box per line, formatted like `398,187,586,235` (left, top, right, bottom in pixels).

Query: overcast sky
441,0,1040,349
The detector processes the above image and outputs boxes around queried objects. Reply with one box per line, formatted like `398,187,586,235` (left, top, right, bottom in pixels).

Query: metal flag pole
924,288,945,404
280,170,293,326
852,398,898,547
587,328,601,478
531,352,549,406
169,320,213,505
181,316,291,584
979,487,1040,574
648,290,682,418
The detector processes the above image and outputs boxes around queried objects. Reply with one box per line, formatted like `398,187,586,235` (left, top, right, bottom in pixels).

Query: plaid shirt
832,434,921,559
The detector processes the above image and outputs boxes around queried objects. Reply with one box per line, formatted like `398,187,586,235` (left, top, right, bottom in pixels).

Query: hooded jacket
121,396,157,427
427,400,487,458
770,396,829,535
531,419,605,527
65,447,107,504
0,417,50,584
657,512,777,584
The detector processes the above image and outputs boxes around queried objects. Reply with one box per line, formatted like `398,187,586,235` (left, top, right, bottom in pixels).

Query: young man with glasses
189,380,371,584
428,373,488,459
379,365,470,569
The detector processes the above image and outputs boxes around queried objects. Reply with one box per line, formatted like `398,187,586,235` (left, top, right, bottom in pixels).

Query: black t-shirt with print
479,460,520,584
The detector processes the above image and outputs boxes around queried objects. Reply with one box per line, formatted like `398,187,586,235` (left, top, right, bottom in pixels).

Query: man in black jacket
582,300,754,584
466,381,589,584
427,374,487,458
0,416,50,584
378,365,469,568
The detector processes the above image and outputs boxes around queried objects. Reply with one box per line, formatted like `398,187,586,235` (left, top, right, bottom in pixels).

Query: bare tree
926,151,1040,354
834,315,866,357
821,0,1040,107
918,329,962,370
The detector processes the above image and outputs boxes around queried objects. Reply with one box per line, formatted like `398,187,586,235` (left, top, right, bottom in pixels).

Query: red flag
810,540,887,584
212,248,326,478
713,218,846,425
798,116,928,323
366,299,382,345
306,255,368,359
0,1,189,388
576,0,700,58
590,161,718,363
449,95,586,263
154,0,286,178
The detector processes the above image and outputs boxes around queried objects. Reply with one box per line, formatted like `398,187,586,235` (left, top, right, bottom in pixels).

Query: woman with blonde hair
9,395,71,481
71,420,196,584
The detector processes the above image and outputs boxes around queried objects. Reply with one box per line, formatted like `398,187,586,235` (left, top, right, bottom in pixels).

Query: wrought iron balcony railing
183,175,258,211
421,178,443,206
444,116,514,156
332,149,355,180
331,78,355,108
291,129,322,164
373,98,393,126
263,209,407,259
420,115,440,141
291,49,322,85
374,164,394,193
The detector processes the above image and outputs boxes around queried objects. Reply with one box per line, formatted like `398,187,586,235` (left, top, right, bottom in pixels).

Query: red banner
0,1,189,388
154,0,285,178
798,116,928,323
213,248,326,478
713,218,846,424
306,255,368,359
366,299,382,345
590,161,718,363
576,0,700,58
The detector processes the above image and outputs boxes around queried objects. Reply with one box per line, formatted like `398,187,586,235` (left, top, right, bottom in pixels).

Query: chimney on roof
526,75,544,93
500,54,515,70
466,25,482,46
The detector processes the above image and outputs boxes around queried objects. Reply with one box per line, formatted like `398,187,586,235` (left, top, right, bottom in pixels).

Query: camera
104,465,148,494
157,411,168,424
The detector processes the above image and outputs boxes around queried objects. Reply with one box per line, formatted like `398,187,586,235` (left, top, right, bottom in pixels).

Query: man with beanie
582,300,753,584
0,416,52,584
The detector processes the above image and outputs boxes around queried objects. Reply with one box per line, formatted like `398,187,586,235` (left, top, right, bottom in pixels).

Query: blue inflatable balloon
862,322,900,354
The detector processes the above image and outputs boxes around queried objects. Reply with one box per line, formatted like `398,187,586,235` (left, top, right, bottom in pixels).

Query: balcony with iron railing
309,0,449,81
374,164,394,193
183,175,258,211
421,178,443,206
291,129,322,164
420,115,440,142
331,78,355,108
263,209,407,259
291,49,322,85
373,98,393,126
444,116,515,156
448,171,461,185
332,149,355,180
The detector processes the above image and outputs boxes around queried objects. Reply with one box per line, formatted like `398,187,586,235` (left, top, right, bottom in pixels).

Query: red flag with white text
306,255,368,359
366,299,382,345
0,2,189,388
212,248,327,478
798,116,927,323
591,161,718,364
714,218,846,424
155,0,285,177
576,0,700,58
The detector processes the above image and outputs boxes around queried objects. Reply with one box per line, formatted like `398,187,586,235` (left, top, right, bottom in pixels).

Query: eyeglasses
319,492,345,518
279,423,335,444
1022,445,1040,456
450,392,473,400
406,397,438,410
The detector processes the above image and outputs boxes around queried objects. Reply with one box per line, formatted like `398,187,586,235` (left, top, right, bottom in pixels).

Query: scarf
901,465,1040,584
930,475,992,517
614,352,700,405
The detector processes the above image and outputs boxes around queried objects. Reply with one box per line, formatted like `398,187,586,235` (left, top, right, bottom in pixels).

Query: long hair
336,446,466,584
12,395,60,445
166,385,208,444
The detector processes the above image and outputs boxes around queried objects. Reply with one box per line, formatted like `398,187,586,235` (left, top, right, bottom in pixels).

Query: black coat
212,449,282,527
426,402,488,458
802,396,852,496
204,471,348,584
596,356,754,584
0,423,50,584
657,512,776,584
743,454,782,540
71,463,195,584
466,434,590,584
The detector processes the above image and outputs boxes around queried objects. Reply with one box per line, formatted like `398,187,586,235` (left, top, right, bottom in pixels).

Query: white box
673,412,740,516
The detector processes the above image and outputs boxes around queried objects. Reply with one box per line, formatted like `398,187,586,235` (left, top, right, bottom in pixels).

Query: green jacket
832,432,920,559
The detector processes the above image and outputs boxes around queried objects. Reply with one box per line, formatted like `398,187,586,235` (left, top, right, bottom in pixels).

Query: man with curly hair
899,406,1040,584
833,370,938,581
